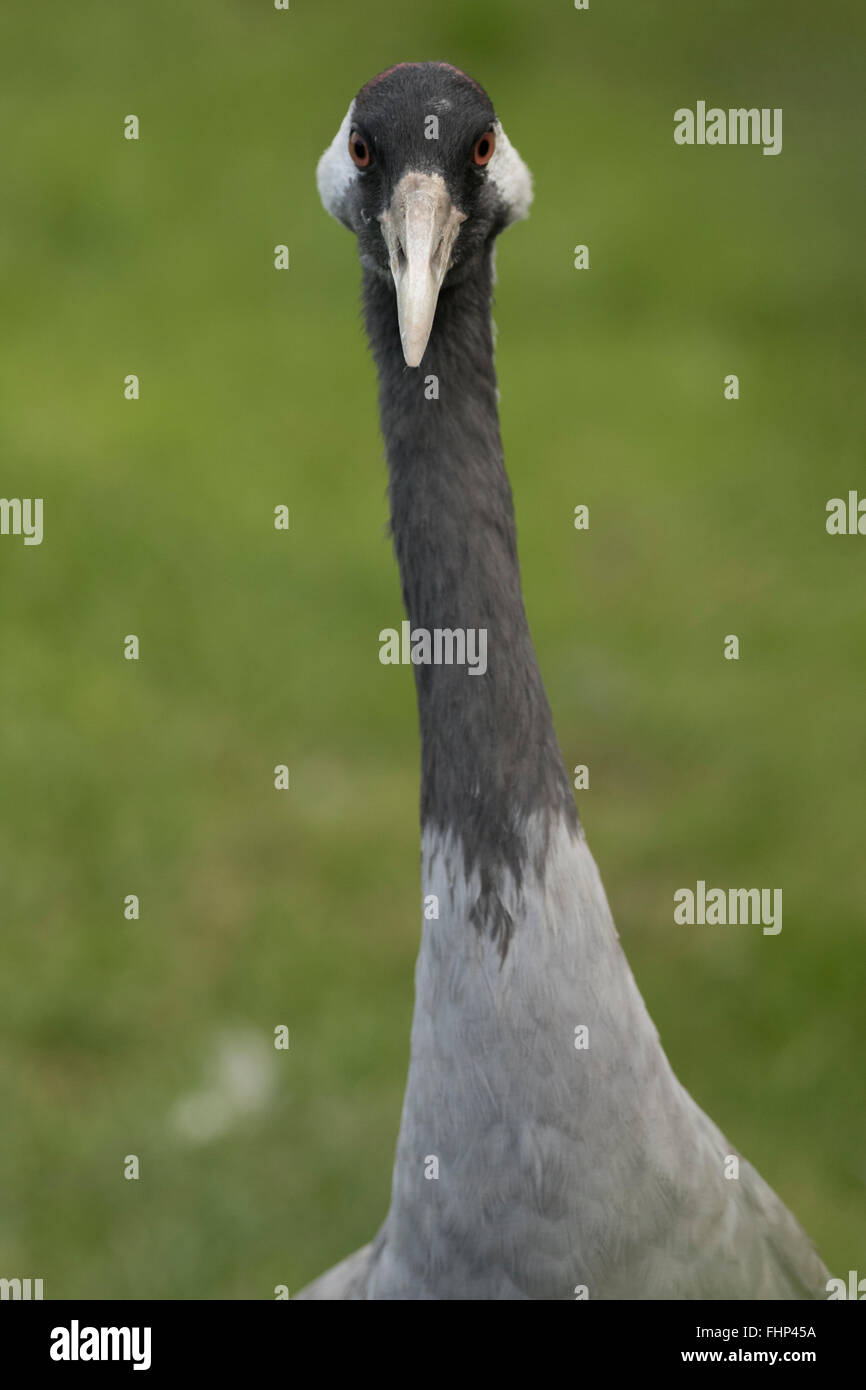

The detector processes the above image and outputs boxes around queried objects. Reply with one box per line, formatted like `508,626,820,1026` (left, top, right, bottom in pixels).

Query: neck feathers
363,257,577,950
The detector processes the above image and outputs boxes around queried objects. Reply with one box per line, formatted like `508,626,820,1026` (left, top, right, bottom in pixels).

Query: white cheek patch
487,121,533,225
316,101,357,227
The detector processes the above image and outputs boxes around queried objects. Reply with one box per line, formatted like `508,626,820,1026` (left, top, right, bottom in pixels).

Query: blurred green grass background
0,0,863,1297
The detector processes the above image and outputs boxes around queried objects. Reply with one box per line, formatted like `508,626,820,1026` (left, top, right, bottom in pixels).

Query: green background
0,0,863,1297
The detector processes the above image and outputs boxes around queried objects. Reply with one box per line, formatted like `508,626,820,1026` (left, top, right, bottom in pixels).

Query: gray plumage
297,63,829,1300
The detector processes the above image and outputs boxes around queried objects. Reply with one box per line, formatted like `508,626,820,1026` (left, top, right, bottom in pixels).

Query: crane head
317,63,533,367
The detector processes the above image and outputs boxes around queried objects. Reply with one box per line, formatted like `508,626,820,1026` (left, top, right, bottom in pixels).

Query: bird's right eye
349,131,372,168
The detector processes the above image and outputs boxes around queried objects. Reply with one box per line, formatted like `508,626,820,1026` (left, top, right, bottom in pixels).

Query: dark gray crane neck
362,256,577,945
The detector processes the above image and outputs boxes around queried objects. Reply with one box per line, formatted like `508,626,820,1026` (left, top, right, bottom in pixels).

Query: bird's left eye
472,131,496,166
349,131,372,168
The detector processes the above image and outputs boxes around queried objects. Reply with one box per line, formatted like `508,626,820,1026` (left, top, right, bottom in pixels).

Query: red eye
472,130,495,166
349,131,372,168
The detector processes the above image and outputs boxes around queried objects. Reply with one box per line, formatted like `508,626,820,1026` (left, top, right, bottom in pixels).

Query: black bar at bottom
0,1297,860,1375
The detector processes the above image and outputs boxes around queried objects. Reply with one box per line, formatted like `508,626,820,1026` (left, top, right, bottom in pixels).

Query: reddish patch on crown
359,62,486,99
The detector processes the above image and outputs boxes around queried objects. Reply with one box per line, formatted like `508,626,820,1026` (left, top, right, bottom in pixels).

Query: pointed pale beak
379,172,465,368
